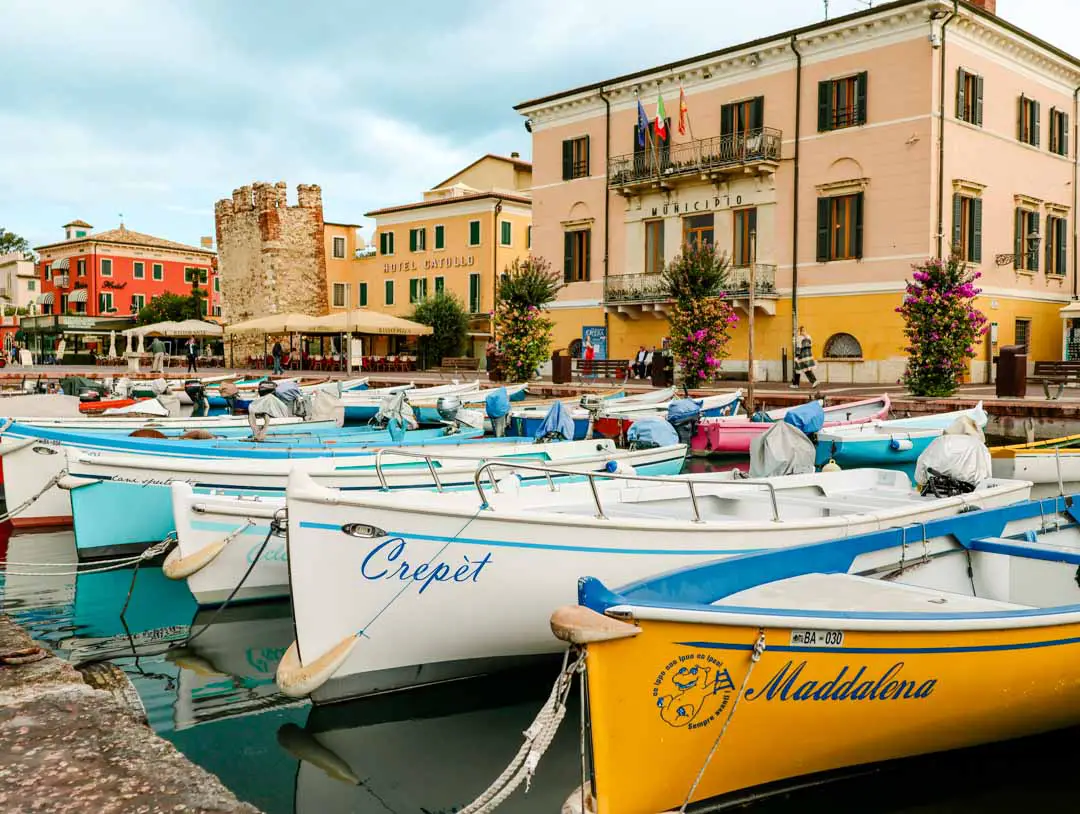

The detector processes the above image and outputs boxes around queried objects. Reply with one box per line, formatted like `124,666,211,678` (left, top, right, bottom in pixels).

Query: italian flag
655,92,668,141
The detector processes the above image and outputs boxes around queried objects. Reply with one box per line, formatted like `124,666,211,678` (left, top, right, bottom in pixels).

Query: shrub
410,292,468,369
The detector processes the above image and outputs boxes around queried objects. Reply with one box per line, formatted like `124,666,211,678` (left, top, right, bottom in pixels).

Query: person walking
271,339,284,375
150,336,166,373
792,325,818,389
185,336,198,374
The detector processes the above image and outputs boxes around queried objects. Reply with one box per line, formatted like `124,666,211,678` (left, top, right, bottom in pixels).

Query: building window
818,72,868,132
468,220,481,246
100,258,112,277
644,220,665,276
1014,318,1031,352
44,264,51,280
562,136,590,180
526,226,532,250
951,194,983,263
77,259,86,277
1018,95,1040,146
563,229,591,283
152,263,163,281
434,224,445,250
99,292,113,313
131,294,145,313
816,192,864,262
956,69,984,126
500,221,512,246
823,333,864,359
184,267,205,284
409,278,428,303
683,214,714,249
1050,107,1070,156
1014,207,1040,271
213,305,222,317
721,96,764,140
213,276,220,292
469,272,481,313
379,232,395,256
409,228,426,252
332,282,347,307
732,208,757,266
1047,214,1068,276
384,279,395,306
27,280,35,291
434,276,445,294
358,282,368,306
332,236,346,258
59,295,67,313
133,261,145,279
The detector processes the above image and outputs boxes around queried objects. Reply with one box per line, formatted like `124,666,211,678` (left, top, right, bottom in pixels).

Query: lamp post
1026,230,1042,270
747,229,757,414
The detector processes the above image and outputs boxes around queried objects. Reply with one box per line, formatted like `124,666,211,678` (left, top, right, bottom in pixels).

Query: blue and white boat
409,383,528,426
63,437,689,561
815,402,987,468
342,380,480,423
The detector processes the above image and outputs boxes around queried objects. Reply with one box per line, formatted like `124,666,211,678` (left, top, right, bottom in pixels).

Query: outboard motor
257,379,278,398
627,418,679,451
579,393,606,440
78,389,101,403
485,387,512,438
666,398,703,446
184,379,209,414
436,395,462,423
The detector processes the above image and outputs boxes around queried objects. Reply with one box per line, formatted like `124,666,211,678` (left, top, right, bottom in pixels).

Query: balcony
603,264,779,319
53,274,69,288
608,128,781,194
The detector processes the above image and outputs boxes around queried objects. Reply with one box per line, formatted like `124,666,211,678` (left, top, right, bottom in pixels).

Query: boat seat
714,572,1034,613
968,536,1080,566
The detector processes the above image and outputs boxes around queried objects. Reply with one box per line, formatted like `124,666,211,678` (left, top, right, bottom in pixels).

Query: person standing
271,339,284,375
150,336,166,373
633,345,647,379
185,336,198,374
583,336,595,378
792,325,818,389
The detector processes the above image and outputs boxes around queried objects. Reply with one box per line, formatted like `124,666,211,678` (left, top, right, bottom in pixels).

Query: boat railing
370,446,560,494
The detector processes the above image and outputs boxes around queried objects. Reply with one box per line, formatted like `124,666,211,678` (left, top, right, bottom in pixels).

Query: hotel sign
384,254,476,273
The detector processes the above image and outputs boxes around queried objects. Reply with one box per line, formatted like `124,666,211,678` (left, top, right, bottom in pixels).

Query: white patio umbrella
108,331,117,359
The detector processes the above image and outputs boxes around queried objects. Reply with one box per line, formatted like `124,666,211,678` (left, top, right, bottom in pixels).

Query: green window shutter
1031,211,1040,271
1014,208,1023,269
1046,218,1056,272
1059,219,1068,274
564,231,575,283
751,96,764,131
721,103,734,138
501,221,511,245
951,194,963,254
379,233,385,254
975,75,984,126
562,139,573,180
853,192,865,259
469,274,480,312
385,280,394,305
817,81,831,132
435,277,444,294
1017,95,1024,141
421,279,427,299
470,221,480,245
359,283,367,306
1063,112,1070,156
526,226,532,249
434,225,444,249
816,197,831,261
409,279,417,302
855,72,868,125
409,229,417,252
583,229,592,281
971,198,983,264
1033,100,1041,147
956,68,966,119
582,135,590,175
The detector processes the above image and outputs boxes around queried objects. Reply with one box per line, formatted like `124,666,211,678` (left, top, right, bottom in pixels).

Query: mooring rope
0,534,175,577
458,648,585,814
0,470,67,524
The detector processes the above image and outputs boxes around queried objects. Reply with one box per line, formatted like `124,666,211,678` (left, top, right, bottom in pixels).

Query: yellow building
330,154,533,358
323,221,364,305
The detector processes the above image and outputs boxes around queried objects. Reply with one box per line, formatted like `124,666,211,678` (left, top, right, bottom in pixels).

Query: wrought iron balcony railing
603,264,778,304
608,128,782,189
53,274,69,288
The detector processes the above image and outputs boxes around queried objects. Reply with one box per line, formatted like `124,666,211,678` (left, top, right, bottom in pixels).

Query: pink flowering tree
493,256,563,382
662,241,739,387
897,253,987,397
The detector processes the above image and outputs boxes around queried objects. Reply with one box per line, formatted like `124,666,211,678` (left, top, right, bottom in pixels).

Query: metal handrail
373,447,445,492
470,459,782,523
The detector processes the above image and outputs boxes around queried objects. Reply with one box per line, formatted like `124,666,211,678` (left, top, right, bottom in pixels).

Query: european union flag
637,99,649,147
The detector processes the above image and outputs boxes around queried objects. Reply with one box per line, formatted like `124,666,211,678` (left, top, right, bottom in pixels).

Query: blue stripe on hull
815,435,936,467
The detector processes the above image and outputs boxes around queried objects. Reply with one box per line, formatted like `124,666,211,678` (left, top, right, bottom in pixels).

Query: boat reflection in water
278,664,585,814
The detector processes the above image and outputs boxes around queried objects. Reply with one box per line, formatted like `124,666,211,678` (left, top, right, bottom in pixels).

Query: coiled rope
459,648,584,814
0,470,67,524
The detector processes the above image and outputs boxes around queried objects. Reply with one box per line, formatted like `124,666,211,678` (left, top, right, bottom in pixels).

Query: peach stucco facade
516,0,1080,382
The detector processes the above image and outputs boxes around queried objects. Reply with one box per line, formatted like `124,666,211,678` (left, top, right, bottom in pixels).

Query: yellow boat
552,494,1080,813
989,433,1080,497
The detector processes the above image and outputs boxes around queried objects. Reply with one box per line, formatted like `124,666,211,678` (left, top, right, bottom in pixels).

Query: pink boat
690,394,892,456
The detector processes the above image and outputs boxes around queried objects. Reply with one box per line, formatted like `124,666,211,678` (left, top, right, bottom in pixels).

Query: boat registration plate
789,629,845,648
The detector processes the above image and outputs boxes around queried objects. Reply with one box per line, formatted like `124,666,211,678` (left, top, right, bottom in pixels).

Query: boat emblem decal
32,445,58,455
653,654,734,730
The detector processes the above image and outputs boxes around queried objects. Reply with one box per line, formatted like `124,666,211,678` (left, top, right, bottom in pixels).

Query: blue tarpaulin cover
485,387,511,418
627,418,679,448
783,400,825,434
534,400,575,440
666,398,703,425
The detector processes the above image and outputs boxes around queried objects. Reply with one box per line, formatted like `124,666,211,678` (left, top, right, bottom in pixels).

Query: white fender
57,474,98,491
276,635,359,698
162,536,231,580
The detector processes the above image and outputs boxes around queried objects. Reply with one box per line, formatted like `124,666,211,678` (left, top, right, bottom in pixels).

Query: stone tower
214,181,327,362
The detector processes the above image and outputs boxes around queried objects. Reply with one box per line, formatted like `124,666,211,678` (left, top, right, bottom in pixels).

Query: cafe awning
307,310,433,336
51,257,70,271
224,313,318,335
37,292,54,305
67,288,88,303
125,319,224,338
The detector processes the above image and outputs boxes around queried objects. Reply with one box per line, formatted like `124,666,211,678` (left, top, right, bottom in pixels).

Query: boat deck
714,573,1033,613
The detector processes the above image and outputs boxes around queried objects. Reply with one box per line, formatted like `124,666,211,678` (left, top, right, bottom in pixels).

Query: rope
459,648,585,814
0,534,175,577
679,629,767,813
0,470,67,523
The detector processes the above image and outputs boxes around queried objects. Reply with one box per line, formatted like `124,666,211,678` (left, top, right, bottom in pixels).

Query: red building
34,221,218,319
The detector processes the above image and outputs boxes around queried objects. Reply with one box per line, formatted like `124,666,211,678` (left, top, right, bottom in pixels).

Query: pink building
515,0,1080,382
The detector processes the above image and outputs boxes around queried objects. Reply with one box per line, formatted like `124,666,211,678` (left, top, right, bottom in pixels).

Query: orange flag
678,86,689,136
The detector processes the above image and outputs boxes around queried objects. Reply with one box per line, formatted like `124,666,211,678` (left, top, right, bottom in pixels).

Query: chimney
510,151,520,158
200,236,213,249
967,0,995,14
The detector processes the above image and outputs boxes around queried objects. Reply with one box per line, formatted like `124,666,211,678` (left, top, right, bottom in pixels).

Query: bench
1030,361,1080,400
436,356,481,373
572,358,630,383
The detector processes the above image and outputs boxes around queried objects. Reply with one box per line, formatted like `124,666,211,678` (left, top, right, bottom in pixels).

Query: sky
0,0,1077,251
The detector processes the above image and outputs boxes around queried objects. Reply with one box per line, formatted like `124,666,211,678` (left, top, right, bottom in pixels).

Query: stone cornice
951,14,1080,92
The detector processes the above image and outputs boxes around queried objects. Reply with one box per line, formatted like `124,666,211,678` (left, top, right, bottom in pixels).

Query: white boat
989,435,1080,498
165,441,689,604
275,465,1031,703
341,380,481,422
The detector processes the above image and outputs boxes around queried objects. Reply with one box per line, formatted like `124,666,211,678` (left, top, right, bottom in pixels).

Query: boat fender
550,606,642,644
162,536,233,580
821,458,842,472
57,474,98,491
889,438,914,452
604,460,637,476
276,635,359,698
